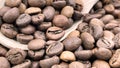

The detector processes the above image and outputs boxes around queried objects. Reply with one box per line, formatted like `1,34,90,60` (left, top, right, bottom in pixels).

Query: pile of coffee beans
1,0,120,68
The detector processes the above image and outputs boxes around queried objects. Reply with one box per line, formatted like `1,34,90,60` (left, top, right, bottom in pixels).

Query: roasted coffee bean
32,14,45,25
81,32,95,49
1,23,18,39
6,48,27,65
53,15,70,29
75,50,93,60
74,0,83,11
66,0,76,7
61,6,74,18
0,57,10,68
95,9,106,15
0,6,11,17
16,14,31,27
0,45,7,56
31,61,39,68
28,0,46,8
109,49,120,68
94,1,103,9
28,39,46,50
92,60,110,68
103,30,114,40
51,65,62,68
112,27,120,34
43,6,55,21
52,0,66,9
18,3,26,14
104,4,115,13
22,0,28,7
60,62,69,68
69,61,85,68
20,25,35,35
113,33,120,49
28,49,45,60
46,41,63,56
39,56,60,68
38,22,52,31
97,37,114,49
34,31,46,40
17,34,34,44
67,30,80,38
60,51,76,62
46,27,65,40
94,48,112,60
3,7,20,23
113,9,120,18
73,10,83,21
63,37,81,51
25,7,41,14
5,0,21,7
46,0,53,6
12,59,31,68
80,61,91,68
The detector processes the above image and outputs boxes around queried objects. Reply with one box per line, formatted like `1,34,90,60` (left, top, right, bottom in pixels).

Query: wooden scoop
0,0,98,50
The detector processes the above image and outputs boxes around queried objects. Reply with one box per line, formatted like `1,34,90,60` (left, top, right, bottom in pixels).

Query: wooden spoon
0,0,98,50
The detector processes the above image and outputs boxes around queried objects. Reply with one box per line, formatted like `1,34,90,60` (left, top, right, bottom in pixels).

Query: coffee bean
32,14,45,25
0,6,11,17
103,30,114,40
31,61,39,68
16,14,31,27
63,37,81,51
16,34,33,44
34,31,46,40
5,0,21,7
73,10,83,21
75,0,83,11
75,50,93,60
60,62,69,68
60,51,76,62
25,7,41,14
1,23,18,39
38,22,52,31
39,56,60,68
67,30,80,38
22,0,28,7
69,61,85,68
95,9,106,15
92,60,110,68
51,65,62,68
28,49,45,60
28,39,46,50
18,3,26,14
28,0,46,8
0,45,7,56
0,57,10,68
113,33,120,49
61,6,74,18
112,27,120,34
43,6,55,21
12,59,31,68
46,0,53,6
109,49,120,68
3,7,20,23
6,48,27,65
66,0,76,7
104,4,115,13
94,1,103,9
81,32,95,49
20,25,35,35
52,0,66,9
113,9,120,18
94,48,112,60
80,61,91,68
46,41,63,56
46,27,65,40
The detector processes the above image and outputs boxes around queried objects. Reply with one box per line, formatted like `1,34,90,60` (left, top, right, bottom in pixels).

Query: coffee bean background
0,0,120,68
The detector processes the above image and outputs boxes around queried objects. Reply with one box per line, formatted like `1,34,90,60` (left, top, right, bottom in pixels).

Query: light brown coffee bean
18,3,26,14
0,6,11,17
67,30,80,38
25,7,41,14
103,30,114,40
69,61,85,68
104,4,115,13
0,57,10,68
113,33,120,49
5,0,21,7
0,45,7,56
31,61,39,68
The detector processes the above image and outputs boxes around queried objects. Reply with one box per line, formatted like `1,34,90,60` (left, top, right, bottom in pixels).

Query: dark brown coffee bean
109,49,120,68
39,56,60,68
34,31,46,40
25,7,41,14
80,61,91,68
28,49,45,60
75,50,93,60
52,0,66,9
31,61,39,68
92,60,110,68
73,10,83,21
81,32,95,49
28,39,46,50
113,33,120,49
28,0,46,8
46,41,63,56
32,14,45,25
53,15,70,29
1,23,18,39
43,6,55,21
17,34,33,44
0,57,10,68
46,27,65,40
5,0,21,7
0,45,7,56
0,6,11,17
60,51,76,62
12,59,31,68
3,7,20,23
16,14,31,27
69,61,85,68
66,0,76,7
6,48,27,65
97,37,114,49
104,4,115,13
94,48,112,60
63,37,81,51
38,22,52,31
20,25,35,35
18,3,26,14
